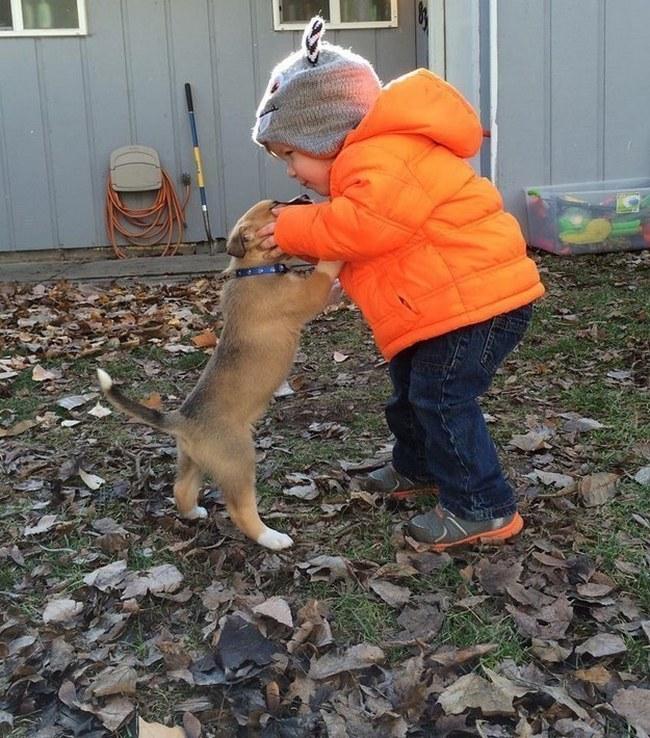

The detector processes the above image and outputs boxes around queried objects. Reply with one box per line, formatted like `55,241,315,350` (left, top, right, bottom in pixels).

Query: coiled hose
105,171,191,258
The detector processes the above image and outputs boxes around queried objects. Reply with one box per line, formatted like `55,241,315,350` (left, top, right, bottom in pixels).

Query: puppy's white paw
257,527,294,550
183,506,208,520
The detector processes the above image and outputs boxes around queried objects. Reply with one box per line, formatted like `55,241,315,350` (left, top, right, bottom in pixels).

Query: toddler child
252,17,545,550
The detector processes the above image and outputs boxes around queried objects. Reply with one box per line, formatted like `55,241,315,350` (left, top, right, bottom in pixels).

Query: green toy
560,218,611,244
610,219,641,237
558,207,590,233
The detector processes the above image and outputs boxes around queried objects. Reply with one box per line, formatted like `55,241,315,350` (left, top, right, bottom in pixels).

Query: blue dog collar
234,264,289,278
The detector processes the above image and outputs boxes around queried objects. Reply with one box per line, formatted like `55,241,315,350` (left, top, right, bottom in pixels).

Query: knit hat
253,16,381,158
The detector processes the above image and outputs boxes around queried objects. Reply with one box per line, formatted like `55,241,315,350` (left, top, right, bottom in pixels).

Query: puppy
97,198,342,549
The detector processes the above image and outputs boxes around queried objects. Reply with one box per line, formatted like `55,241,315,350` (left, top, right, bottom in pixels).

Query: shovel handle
184,83,194,113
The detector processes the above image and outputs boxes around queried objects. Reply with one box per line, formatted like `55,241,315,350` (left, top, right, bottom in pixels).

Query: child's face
268,143,334,197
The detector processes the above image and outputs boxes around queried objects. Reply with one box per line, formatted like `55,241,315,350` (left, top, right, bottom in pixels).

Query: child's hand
256,221,285,260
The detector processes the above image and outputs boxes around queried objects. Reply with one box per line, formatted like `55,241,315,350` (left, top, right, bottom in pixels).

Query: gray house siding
0,0,418,253
495,0,650,229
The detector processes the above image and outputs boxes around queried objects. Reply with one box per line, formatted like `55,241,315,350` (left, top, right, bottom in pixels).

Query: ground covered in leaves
0,251,649,738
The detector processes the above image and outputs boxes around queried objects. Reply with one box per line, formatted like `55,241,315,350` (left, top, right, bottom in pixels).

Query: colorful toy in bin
525,179,650,254
560,217,611,245
557,205,612,246
611,218,641,237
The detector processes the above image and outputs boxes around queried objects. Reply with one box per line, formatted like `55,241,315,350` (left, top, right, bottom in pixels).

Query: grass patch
329,590,396,645
439,607,527,667
581,483,650,613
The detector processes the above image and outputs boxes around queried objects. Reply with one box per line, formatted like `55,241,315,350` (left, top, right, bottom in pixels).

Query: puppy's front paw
183,506,208,520
315,260,344,280
257,527,294,550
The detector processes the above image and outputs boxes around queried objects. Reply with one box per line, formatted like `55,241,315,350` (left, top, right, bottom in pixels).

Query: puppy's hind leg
202,436,293,550
174,445,207,520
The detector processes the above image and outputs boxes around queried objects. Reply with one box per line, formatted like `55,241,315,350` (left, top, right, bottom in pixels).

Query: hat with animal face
253,16,381,158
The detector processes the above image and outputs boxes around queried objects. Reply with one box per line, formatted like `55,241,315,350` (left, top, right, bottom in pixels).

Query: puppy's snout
226,201,277,260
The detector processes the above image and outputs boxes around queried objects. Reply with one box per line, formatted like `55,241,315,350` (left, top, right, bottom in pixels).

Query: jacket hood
344,69,483,158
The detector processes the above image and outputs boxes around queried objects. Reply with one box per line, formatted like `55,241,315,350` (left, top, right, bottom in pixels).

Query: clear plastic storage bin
524,178,650,255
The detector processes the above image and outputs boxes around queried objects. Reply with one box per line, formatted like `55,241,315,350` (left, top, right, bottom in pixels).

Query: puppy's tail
96,368,181,436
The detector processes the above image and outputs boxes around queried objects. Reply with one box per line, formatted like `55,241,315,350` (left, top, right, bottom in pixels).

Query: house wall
0,0,418,253
494,0,650,232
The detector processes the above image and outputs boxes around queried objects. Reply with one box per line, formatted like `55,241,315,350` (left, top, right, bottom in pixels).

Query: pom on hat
252,16,381,158
304,16,324,65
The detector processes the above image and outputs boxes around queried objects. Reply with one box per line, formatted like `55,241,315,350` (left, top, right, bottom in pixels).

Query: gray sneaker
353,463,437,500
407,504,524,550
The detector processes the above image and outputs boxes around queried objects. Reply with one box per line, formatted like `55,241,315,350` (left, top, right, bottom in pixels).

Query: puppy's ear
271,194,313,207
226,227,248,257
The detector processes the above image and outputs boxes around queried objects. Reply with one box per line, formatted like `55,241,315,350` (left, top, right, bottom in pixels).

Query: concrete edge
1,253,232,284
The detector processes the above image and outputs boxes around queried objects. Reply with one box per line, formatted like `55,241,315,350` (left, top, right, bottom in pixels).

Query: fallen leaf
634,465,650,486
94,697,134,731
297,555,352,583
578,472,619,506
273,380,295,397
574,664,612,688
78,468,106,490
369,579,411,607
283,477,319,500
24,514,58,536
141,392,163,409
575,582,614,599
506,596,573,640
43,598,83,624
575,633,627,657
57,393,97,410
559,413,605,432
525,469,574,488
642,621,650,643
139,718,186,738
394,593,447,642
509,428,553,451
183,712,202,738
498,662,590,721
265,681,281,712
91,665,137,696
121,564,184,599
431,644,497,667
32,364,58,381
215,615,279,669
437,673,518,716
287,599,333,653
83,560,128,591
530,638,572,663
0,419,37,438
606,369,632,381
191,328,217,348
253,596,294,628
163,343,196,354
309,643,384,679
611,687,650,734
477,559,523,595
88,401,112,418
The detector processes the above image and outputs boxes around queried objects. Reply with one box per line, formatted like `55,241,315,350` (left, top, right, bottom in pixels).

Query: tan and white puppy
97,198,342,550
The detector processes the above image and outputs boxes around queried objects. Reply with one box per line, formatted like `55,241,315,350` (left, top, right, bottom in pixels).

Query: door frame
427,0,496,180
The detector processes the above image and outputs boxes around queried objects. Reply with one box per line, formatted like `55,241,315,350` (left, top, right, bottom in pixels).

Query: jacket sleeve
275,146,434,262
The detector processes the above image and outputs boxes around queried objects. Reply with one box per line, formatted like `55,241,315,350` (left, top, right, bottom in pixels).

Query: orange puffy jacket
276,69,545,360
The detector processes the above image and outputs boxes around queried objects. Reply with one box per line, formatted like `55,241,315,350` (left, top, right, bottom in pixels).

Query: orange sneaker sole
427,512,525,552
388,485,439,502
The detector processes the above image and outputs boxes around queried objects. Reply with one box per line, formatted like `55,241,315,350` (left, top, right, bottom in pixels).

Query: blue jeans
386,305,533,521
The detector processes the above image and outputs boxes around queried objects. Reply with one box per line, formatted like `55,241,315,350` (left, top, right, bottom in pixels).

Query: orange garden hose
105,170,191,258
